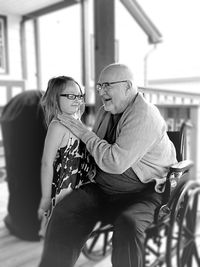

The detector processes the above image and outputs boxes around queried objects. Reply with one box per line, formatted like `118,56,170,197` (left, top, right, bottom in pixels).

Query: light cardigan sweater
81,93,177,193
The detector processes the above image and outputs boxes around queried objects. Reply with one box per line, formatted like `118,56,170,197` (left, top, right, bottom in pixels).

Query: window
0,15,8,74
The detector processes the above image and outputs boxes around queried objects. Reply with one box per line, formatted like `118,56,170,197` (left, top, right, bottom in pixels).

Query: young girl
38,76,95,236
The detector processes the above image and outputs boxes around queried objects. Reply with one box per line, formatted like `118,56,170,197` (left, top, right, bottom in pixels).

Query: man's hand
58,114,89,139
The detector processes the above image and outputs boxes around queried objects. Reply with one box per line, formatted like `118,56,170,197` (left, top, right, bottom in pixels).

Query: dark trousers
38,183,162,267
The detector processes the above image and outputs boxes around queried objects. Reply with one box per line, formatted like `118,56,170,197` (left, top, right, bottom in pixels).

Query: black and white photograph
0,1,200,266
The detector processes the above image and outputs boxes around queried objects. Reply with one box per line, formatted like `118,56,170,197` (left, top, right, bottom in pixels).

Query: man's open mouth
103,97,112,102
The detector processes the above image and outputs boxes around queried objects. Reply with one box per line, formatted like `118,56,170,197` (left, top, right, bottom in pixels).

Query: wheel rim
82,222,113,261
177,187,200,267
166,181,200,267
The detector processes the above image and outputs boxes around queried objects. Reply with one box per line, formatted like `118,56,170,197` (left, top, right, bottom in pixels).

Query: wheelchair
82,122,200,267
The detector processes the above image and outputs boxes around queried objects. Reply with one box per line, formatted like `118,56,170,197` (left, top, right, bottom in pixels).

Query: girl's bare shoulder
47,119,67,137
48,119,70,146
49,119,67,130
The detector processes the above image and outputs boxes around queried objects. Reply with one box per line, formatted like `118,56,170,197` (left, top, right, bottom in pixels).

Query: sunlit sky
139,0,200,79
37,0,200,91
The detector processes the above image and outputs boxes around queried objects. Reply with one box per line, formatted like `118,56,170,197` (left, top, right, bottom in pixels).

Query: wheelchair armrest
165,160,194,190
169,160,193,173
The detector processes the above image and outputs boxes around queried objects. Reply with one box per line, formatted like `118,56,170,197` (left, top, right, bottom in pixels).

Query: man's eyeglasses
96,80,130,92
60,94,85,100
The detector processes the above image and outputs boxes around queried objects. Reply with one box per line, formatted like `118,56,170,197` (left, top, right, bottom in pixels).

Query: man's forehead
99,70,129,83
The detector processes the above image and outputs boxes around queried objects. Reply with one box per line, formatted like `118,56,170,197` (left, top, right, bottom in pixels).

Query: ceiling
0,0,162,44
0,0,73,16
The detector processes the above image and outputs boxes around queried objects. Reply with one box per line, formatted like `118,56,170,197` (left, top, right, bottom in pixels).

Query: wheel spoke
103,232,109,256
186,206,197,232
88,233,101,253
182,224,193,239
181,242,193,266
193,243,200,265
179,189,200,267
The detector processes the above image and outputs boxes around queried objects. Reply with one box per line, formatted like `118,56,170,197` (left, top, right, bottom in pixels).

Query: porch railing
139,86,200,106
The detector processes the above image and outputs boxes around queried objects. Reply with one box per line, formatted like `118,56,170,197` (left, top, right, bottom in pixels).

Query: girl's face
59,82,84,116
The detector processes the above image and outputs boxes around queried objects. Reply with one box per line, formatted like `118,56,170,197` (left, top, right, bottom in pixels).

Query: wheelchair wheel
82,222,113,261
166,181,200,267
144,221,170,267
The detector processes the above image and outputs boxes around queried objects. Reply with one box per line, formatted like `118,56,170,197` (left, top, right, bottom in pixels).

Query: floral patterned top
51,131,93,207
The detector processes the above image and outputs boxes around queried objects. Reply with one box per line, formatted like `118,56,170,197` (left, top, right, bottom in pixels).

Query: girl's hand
87,166,96,182
38,197,51,220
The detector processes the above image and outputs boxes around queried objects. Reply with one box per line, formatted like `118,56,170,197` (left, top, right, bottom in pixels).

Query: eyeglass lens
60,94,84,100
96,80,128,92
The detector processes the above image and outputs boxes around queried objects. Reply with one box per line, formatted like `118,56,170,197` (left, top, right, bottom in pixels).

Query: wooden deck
0,181,111,267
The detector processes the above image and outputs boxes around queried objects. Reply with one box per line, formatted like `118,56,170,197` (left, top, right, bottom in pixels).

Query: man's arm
82,110,160,174
58,107,163,174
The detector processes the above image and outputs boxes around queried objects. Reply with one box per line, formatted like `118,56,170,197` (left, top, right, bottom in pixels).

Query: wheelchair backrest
167,122,186,162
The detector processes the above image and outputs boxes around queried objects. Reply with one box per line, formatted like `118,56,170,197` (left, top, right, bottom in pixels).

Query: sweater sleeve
82,103,164,174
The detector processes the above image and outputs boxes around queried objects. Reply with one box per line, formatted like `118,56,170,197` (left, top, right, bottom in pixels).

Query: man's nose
98,88,106,96
75,97,82,102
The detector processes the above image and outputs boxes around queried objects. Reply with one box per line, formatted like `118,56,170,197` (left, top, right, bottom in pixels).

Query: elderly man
39,63,177,267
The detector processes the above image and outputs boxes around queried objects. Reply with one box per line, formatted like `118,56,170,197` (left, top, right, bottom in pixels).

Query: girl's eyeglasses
60,94,85,100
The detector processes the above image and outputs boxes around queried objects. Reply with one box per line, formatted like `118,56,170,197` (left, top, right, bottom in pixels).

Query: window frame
0,15,8,74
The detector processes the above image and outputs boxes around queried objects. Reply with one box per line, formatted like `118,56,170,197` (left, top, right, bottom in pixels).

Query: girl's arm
38,120,67,218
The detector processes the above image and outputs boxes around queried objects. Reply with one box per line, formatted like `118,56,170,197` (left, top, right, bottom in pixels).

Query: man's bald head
99,63,137,95
100,63,133,80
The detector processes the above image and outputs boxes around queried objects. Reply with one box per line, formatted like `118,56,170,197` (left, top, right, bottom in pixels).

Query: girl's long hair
41,76,84,126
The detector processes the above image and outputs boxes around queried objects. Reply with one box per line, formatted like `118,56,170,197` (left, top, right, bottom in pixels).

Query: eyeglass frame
60,93,85,100
96,80,131,92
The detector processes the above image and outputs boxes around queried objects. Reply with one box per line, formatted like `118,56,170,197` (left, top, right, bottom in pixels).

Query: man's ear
127,80,132,89
125,80,132,94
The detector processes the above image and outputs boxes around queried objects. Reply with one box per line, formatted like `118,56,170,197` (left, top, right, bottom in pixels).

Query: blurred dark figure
1,90,47,241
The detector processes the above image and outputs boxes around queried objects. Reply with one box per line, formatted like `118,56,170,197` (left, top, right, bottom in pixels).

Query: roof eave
120,0,163,44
